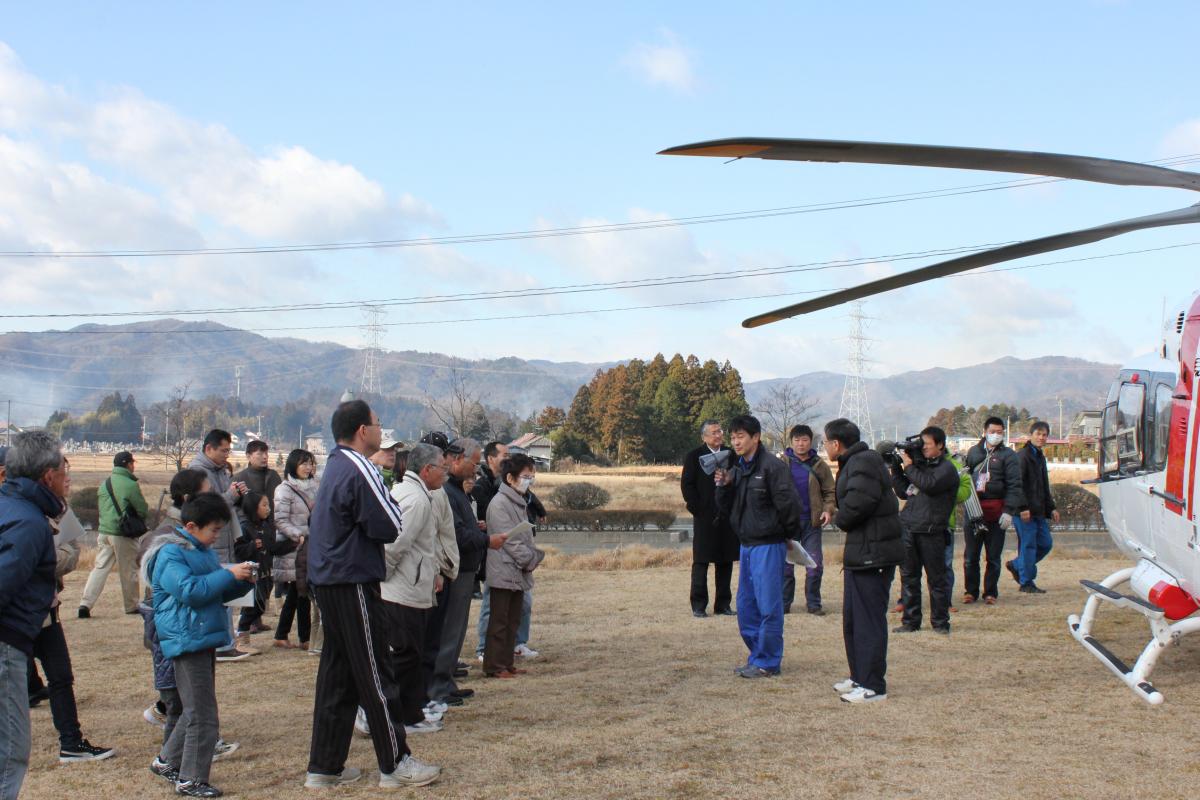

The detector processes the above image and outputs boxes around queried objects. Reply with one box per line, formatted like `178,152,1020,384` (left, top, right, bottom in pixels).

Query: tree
423,367,488,437
755,382,819,451
535,406,567,433
648,378,692,462
161,383,204,471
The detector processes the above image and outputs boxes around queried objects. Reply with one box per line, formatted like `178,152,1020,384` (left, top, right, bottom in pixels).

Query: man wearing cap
416,433,460,714
370,433,404,490
79,451,147,617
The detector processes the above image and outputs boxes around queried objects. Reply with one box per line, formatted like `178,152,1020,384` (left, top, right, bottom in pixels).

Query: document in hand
55,508,87,548
786,539,818,569
221,566,256,607
503,521,536,539
698,449,731,476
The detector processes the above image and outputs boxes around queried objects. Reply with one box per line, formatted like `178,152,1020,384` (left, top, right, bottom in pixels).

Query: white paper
55,508,87,548
503,521,535,539
786,539,818,569
220,564,256,607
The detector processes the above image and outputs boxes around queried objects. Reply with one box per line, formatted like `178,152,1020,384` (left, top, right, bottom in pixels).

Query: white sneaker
513,644,539,659
380,754,441,788
143,705,166,728
211,739,239,761
840,686,886,704
304,766,363,788
403,719,443,735
475,653,483,663
353,707,370,738
833,678,859,694
424,701,448,715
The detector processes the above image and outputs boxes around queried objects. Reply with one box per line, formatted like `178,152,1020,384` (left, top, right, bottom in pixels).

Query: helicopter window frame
1101,381,1145,476
1149,382,1173,471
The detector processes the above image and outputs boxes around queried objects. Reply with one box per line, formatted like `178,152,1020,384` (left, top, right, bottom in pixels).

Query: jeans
1012,517,1053,585
0,642,30,800
782,519,824,611
736,542,787,672
31,620,83,748
476,586,532,655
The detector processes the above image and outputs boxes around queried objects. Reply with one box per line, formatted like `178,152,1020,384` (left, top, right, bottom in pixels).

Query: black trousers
307,583,409,776
843,566,894,695
421,582,450,700
690,561,734,613
383,600,429,726
900,530,950,630
237,577,273,633
964,520,1006,600
31,620,83,748
275,583,311,643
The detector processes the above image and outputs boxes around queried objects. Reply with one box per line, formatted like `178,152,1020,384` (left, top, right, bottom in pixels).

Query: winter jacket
273,478,316,584
1018,443,1057,518
715,447,804,547
43,516,80,628
136,601,175,691
97,466,148,536
0,478,60,655
431,488,459,581
472,465,501,524
680,444,740,563
892,455,960,534
965,440,1025,516
485,483,544,592
384,471,440,608
234,508,275,578
947,454,972,530
308,446,403,586
187,452,243,563
833,442,904,570
445,476,490,574
784,448,837,528
232,465,282,513
145,528,252,659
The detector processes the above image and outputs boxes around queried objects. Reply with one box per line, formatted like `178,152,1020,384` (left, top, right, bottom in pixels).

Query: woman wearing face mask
482,454,545,678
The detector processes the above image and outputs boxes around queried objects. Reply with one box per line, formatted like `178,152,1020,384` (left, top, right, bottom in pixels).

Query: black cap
113,451,135,468
419,431,463,456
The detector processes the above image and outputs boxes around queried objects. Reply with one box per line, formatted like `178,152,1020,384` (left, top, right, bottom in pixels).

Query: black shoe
456,660,469,669
150,758,180,783
28,687,49,708
175,780,223,797
932,626,950,635
471,591,483,600
59,739,115,763
77,606,90,619
714,607,736,616
449,688,475,699
692,610,708,618
1005,560,1021,585
807,607,825,616
1019,583,1047,594
441,695,465,707
783,604,792,615
453,668,469,678
892,625,919,633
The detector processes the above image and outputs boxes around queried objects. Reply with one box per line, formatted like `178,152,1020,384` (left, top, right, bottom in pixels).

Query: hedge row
540,510,676,532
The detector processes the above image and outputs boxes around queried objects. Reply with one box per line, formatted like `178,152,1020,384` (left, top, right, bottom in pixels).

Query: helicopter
659,137,1200,705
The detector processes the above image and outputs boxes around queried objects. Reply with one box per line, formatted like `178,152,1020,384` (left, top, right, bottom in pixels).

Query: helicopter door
1147,381,1194,584
1099,380,1148,556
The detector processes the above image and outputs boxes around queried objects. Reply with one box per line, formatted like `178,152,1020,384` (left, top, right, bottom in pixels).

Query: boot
235,632,261,656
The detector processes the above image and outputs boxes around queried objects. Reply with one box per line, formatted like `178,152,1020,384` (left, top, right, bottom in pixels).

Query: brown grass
22,550,1200,800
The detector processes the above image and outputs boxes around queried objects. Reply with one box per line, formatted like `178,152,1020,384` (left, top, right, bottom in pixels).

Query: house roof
509,433,550,449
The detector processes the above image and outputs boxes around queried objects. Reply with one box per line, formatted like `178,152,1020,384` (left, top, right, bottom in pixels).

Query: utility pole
5,400,11,445
838,301,875,445
235,365,244,401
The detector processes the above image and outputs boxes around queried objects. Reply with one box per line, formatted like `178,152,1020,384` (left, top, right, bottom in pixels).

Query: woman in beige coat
483,453,545,677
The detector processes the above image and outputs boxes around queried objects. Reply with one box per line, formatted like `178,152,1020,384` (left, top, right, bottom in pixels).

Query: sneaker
807,607,825,616
380,754,442,788
513,644,539,659
29,687,49,708
144,704,167,728
736,665,779,679
425,700,448,715
892,625,919,633
833,678,859,693
423,707,443,723
174,780,223,797
304,766,363,788
1005,560,1021,585
211,739,239,762
215,648,252,663
354,707,371,738
150,757,179,783
59,739,115,763
933,626,951,635
475,654,484,663
840,686,886,704
456,660,470,670
404,719,443,735
449,688,474,700
308,647,321,656
452,668,469,678
233,636,261,656
77,606,90,619
1020,583,1047,594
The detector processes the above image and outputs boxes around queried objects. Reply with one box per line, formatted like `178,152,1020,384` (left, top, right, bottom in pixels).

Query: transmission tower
838,300,875,444
359,305,385,395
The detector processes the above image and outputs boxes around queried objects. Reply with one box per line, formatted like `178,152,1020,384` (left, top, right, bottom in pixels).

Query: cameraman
891,427,959,634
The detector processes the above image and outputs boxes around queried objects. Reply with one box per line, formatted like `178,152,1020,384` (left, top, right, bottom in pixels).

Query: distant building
509,433,553,464
304,433,331,456
1069,410,1102,440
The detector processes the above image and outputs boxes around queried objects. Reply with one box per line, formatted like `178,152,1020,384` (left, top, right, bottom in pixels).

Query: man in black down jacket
1008,421,1059,594
891,426,960,635
963,417,1024,604
680,420,740,617
715,415,802,678
824,418,903,703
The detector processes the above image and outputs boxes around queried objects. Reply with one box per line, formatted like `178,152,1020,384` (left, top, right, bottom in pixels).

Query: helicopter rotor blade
741,203,1200,328
659,138,1200,192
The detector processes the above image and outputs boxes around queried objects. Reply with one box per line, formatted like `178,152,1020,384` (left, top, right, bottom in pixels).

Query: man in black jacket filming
890,427,960,635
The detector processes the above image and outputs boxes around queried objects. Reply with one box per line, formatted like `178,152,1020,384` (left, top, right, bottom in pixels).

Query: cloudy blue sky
1,2,1197,387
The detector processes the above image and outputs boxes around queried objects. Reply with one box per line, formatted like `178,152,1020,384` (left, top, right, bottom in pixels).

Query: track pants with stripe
308,583,409,776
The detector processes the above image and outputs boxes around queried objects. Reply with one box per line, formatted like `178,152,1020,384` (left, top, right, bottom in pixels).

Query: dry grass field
20,551,1200,800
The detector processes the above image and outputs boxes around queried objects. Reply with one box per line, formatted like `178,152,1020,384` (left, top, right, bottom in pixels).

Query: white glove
999,513,1013,531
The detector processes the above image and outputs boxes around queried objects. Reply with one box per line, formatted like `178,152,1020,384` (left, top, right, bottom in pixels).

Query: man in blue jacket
0,432,69,800
304,400,441,790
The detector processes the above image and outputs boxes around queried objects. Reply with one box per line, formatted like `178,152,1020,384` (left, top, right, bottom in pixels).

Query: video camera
875,434,926,470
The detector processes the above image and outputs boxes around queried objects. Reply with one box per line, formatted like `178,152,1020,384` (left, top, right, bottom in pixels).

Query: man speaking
680,420,739,617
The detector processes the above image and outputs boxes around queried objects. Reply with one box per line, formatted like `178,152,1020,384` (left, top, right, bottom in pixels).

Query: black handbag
104,478,148,539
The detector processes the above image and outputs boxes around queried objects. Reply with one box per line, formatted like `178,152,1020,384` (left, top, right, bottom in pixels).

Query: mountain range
0,320,1117,434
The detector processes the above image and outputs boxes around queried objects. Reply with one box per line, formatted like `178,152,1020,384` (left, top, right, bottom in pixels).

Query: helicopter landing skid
1067,566,1200,706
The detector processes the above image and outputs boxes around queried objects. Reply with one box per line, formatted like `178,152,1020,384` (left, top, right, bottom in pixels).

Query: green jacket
97,466,149,535
947,454,972,530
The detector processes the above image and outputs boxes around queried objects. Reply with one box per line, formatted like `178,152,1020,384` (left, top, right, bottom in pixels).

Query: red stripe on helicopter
1180,295,1200,521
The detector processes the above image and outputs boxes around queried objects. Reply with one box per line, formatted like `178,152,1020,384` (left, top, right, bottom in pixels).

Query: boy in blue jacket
143,493,256,799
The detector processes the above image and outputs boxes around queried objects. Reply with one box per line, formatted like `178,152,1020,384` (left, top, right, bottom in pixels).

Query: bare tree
755,382,820,451
423,366,488,437
160,382,204,471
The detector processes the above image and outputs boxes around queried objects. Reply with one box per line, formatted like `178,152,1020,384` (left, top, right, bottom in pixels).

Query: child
233,491,276,649
143,493,255,798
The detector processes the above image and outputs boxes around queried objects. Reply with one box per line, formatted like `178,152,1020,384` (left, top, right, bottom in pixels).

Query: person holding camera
890,427,960,634
963,418,1024,605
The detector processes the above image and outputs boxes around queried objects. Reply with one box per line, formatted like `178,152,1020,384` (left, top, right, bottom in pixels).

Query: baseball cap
419,431,463,456
113,451,135,468
380,432,402,450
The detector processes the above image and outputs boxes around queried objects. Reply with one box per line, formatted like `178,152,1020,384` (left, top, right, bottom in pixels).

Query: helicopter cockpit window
1115,382,1145,472
1150,383,1173,471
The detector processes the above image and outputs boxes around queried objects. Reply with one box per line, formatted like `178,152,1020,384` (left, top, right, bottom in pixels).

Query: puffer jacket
716,447,804,546
136,602,175,691
384,471,439,609
187,452,243,562
0,477,60,655
273,478,316,584
144,527,252,659
485,483,545,592
833,442,904,570
97,466,149,536
892,455,961,534
965,440,1025,515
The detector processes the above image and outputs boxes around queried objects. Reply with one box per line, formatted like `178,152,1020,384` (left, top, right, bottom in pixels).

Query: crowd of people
0,398,553,797
681,413,1059,703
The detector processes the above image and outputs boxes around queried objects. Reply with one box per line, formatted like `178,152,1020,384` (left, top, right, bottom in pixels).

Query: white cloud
622,29,696,93
1160,119,1200,159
